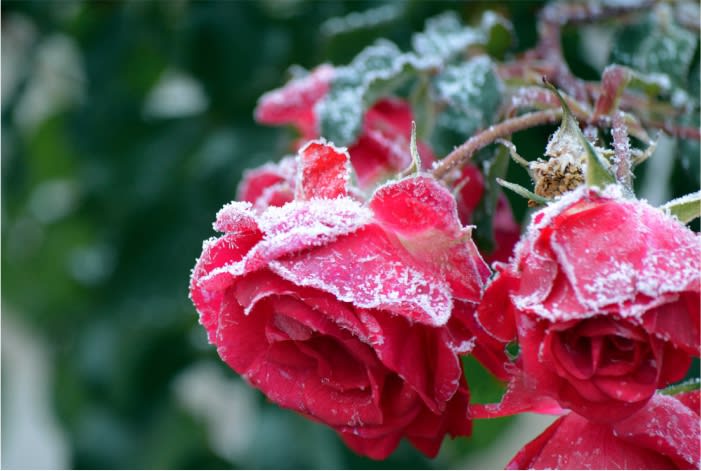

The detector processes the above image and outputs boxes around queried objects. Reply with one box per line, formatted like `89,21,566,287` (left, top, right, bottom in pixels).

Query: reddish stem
432,110,562,180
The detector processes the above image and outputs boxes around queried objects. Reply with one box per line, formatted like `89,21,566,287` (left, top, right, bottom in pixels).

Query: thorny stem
611,111,632,186
432,109,562,181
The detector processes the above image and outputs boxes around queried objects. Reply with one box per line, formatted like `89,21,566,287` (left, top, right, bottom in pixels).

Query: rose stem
432,109,562,181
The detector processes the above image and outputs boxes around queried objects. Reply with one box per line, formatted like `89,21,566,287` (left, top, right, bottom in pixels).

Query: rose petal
254,64,334,139
270,224,453,326
517,412,676,469
643,293,701,356
236,156,297,206
296,140,351,201
475,263,519,343
613,393,701,469
363,309,462,412
370,176,490,301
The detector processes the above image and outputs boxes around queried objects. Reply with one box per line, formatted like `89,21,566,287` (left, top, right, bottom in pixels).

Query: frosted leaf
321,4,403,37
296,139,351,200
316,39,437,146
660,190,701,224
610,7,697,89
412,12,485,61
270,224,454,327
432,56,502,137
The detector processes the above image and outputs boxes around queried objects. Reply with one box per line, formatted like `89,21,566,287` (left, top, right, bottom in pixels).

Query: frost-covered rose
190,140,491,459
255,65,433,190
507,391,700,469
476,186,700,422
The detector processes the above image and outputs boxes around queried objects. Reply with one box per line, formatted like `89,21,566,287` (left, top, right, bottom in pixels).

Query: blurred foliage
1,0,697,469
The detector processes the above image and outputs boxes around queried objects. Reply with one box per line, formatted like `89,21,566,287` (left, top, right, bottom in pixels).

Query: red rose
507,391,701,469
255,66,433,191
190,140,491,459
476,186,700,422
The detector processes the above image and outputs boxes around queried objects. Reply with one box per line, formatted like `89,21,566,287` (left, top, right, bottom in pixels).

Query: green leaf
496,178,550,206
480,11,513,59
660,378,700,396
610,7,698,88
432,56,502,138
412,11,513,63
661,191,701,224
317,39,436,145
412,12,485,62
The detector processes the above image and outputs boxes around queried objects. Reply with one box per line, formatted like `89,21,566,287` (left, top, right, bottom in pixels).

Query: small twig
432,109,562,181
611,111,632,186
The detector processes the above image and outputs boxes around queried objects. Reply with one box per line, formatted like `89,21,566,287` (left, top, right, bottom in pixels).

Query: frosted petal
254,64,334,138
613,393,701,469
200,197,372,290
296,139,351,200
213,201,259,234
270,224,454,326
370,176,490,301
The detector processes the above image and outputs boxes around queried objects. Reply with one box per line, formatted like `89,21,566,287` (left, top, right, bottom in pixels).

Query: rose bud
475,185,700,423
190,140,491,459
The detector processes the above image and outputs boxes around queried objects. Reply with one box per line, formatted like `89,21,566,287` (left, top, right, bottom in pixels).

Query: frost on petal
189,230,263,341
612,393,701,469
254,64,334,138
369,176,490,300
213,201,260,234
200,198,372,291
296,140,351,201
236,156,297,208
509,413,677,470
270,224,454,326
547,195,701,319
370,175,457,235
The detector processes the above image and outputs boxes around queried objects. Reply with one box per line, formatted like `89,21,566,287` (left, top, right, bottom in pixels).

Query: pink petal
254,64,334,139
642,293,701,356
235,156,297,206
469,373,564,420
296,140,351,201
613,393,701,469
519,412,677,469
475,263,519,343
370,176,490,301
270,224,454,326
361,309,463,412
